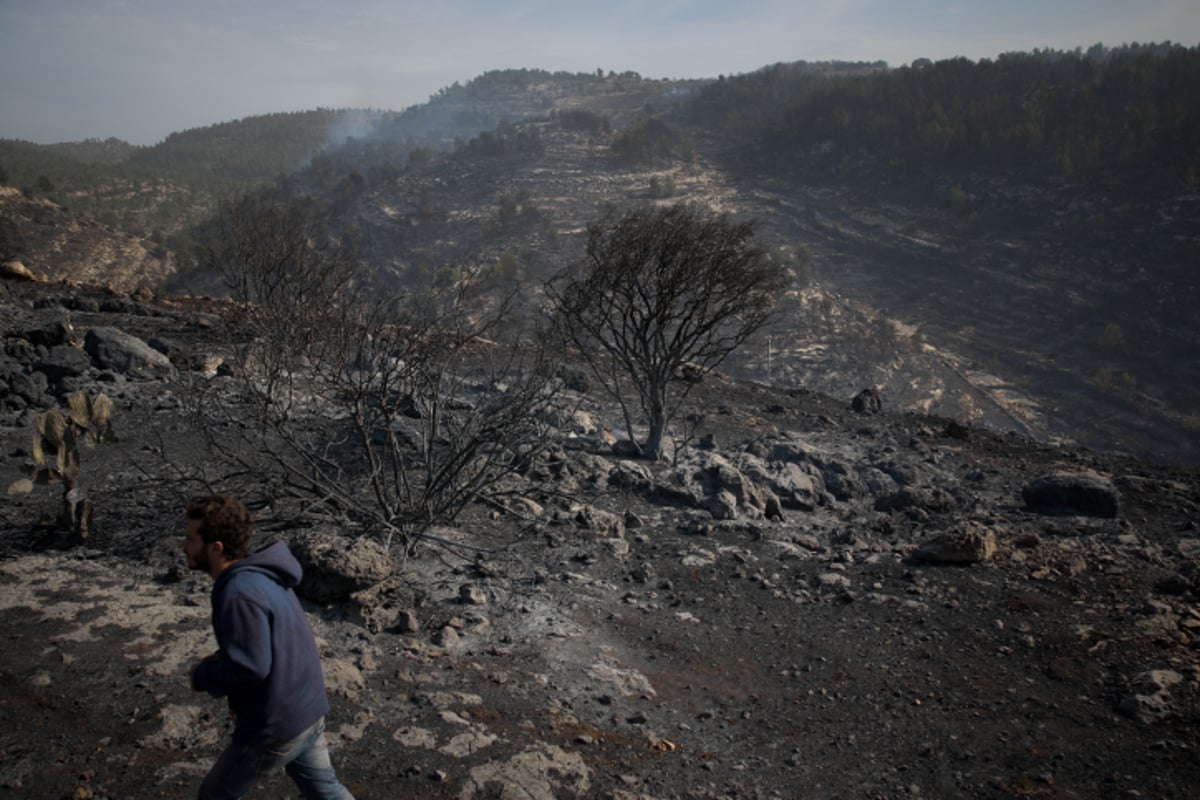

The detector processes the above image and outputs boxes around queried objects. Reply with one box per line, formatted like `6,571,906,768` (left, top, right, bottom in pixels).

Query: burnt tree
548,202,789,460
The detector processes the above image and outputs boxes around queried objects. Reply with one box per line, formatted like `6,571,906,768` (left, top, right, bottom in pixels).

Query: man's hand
189,652,220,691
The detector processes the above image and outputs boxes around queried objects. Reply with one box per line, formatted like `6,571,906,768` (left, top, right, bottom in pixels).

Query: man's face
182,519,212,573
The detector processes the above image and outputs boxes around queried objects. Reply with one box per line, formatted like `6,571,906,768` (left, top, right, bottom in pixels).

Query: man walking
184,495,356,800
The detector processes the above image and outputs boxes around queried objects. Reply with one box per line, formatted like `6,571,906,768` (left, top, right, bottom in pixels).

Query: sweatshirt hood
218,540,303,590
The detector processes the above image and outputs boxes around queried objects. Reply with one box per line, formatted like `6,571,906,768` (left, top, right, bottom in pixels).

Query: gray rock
292,531,393,603
820,459,868,502
912,523,997,565
655,465,707,508
436,625,461,648
859,466,900,497
459,744,591,799
707,488,739,520
35,345,91,383
573,505,626,538
84,326,177,380
710,459,767,516
1023,470,1121,518
817,572,853,591
751,438,814,465
537,406,586,434
739,457,823,511
397,609,421,634
1117,669,1187,724
24,317,77,348
852,388,883,414
349,577,408,634
875,485,958,514
460,584,488,606
9,370,49,406
608,460,653,492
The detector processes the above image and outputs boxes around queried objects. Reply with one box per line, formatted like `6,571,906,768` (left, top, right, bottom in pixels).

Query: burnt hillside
4,51,1198,465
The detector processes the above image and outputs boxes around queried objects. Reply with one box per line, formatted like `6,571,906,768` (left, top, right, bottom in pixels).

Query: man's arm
189,652,219,690
190,597,273,696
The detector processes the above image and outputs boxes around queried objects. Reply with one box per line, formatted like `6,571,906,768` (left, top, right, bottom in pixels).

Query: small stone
436,626,460,647
459,585,488,606
912,523,997,565
816,572,852,591
1,260,37,281
398,609,420,634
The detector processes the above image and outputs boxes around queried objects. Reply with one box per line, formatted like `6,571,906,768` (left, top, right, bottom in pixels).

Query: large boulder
291,531,393,603
84,326,178,380
1022,470,1120,518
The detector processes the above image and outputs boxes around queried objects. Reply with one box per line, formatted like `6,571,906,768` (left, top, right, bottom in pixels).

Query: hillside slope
0,186,172,287
0,277,1197,799
250,97,1199,464
5,55,1198,464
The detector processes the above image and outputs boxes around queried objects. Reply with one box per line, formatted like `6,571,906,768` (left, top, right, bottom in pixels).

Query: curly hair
186,495,255,560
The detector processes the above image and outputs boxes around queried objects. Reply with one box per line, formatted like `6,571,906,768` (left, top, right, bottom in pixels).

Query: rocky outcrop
653,451,782,521
292,531,394,603
1117,668,1200,724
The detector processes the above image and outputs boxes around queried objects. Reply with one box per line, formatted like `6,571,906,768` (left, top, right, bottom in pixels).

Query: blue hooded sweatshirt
191,540,330,745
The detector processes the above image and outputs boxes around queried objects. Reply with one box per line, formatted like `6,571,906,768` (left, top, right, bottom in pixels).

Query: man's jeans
199,717,355,800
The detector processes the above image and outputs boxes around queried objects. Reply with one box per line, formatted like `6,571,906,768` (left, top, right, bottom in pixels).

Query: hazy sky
2,0,1197,146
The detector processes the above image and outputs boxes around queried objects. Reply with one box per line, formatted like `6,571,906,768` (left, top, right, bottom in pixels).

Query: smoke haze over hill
1,0,1198,145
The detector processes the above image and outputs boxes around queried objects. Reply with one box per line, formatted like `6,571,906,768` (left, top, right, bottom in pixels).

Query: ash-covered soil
2,278,1199,800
